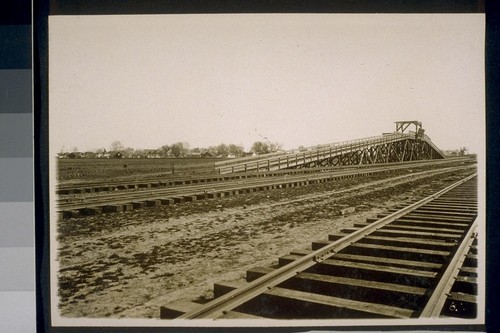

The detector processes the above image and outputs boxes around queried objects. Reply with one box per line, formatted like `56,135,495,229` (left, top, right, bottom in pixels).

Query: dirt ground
56,167,474,319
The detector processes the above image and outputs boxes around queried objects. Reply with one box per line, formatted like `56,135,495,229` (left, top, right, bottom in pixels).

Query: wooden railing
215,131,446,174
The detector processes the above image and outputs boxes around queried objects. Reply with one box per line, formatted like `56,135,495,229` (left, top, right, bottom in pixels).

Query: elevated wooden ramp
215,122,446,174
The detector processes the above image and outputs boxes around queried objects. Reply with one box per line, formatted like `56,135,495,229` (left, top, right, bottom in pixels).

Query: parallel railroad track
160,173,479,320
57,157,473,195
56,165,362,195
56,163,474,219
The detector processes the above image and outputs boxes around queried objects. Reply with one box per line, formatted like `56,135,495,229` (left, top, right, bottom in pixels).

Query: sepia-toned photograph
48,13,485,327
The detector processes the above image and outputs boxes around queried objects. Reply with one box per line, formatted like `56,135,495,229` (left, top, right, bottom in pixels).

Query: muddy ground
56,167,474,319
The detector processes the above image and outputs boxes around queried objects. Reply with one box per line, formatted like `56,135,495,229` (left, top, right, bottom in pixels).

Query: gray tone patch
0,248,34,291
0,113,32,157
0,158,33,202
0,70,32,114
0,203,34,247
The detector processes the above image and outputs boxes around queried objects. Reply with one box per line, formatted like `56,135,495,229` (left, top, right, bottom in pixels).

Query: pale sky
49,14,485,154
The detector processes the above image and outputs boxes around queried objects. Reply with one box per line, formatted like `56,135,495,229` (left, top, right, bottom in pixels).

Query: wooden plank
293,271,427,296
219,311,263,319
357,235,455,250
448,292,477,304
388,206,477,214
146,199,161,207
375,214,472,223
466,253,478,261
395,213,473,222
123,203,134,211
132,201,147,209
172,197,184,203
385,223,466,233
214,280,248,298
160,300,203,319
330,253,442,270
79,207,102,216
278,254,305,266
455,275,477,284
160,198,174,205
366,228,463,239
400,202,477,210
318,258,437,279
458,266,477,276
356,223,465,234
358,219,469,228
290,249,313,256
246,267,274,282
408,209,477,218
265,287,414,319
431,199,477,205
328,233,456,249
452,276,478,295
102,205,123,213
348,242,451,257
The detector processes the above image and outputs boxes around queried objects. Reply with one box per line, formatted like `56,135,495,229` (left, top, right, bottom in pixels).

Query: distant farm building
111,151,123,158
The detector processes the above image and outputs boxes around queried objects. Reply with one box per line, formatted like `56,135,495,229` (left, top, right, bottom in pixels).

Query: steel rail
420,222,478,317
57,165,475,211
58,161,474,206
58,165,398,205
57,167,384,207
178,173,477,319
58,170,476,286
57,157,471,192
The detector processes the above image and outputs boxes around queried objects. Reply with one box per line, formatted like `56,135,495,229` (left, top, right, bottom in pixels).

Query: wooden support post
146,199,161,207
160,198,174,205
63,210,80,219
103,205,124,213
81,207,103,216
132,201,147,209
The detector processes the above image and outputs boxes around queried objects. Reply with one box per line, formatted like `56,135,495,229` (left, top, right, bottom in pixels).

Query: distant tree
269,142,283,153
228,144,245,157
214,143,229,157
251,141,270,155
169,142,190,158
110,140,124,152
251,141,283,155
123,147,135,157
159,145,171,157
134,148,145,157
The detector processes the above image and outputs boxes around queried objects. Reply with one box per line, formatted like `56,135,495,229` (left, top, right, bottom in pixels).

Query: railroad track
57,157,473,195
56,163,474,219
56,165,361,195
160,173,478,320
